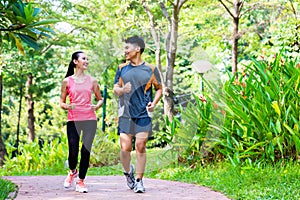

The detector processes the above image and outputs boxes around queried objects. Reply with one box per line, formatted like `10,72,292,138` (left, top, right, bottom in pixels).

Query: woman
60,51,103,193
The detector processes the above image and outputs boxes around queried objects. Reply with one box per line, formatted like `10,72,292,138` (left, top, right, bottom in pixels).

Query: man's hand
147,102,156,112
123,82,131,93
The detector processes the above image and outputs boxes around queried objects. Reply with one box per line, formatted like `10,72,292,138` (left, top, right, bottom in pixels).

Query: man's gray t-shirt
114,62,162,118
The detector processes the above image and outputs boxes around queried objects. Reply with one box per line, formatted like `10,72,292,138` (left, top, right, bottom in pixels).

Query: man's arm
147,88,162,112
113,82,131,96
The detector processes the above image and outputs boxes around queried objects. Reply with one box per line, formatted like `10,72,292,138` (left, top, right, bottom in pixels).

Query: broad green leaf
275,136,283,156
36,27,56,35
33,8,41,17
24,4,34,24
12,4,25,18
9,32,25,55
16,16,26,23
243,141,265,153
292,134,300,154
271,101,281,117
28,19,60,27
17,34,39,49
275,119,282,133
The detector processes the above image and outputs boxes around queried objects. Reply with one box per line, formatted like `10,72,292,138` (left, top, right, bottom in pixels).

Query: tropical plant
165,51,299,166
2,135,68,174
0,0,57,165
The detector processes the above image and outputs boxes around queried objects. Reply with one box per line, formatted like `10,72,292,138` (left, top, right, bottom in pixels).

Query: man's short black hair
125,35,145,54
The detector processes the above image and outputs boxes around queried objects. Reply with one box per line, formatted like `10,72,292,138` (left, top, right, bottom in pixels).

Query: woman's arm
92,78,103,110
60,78,69,110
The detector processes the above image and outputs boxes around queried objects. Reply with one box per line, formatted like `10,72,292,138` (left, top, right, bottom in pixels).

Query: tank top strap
68,76,74,85
86,75,91,83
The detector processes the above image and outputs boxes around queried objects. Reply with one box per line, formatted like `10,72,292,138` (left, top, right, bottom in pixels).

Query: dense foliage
165,52,300,166
0,0,299,173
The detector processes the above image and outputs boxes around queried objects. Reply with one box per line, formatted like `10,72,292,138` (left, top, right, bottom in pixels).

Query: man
113,36,162,193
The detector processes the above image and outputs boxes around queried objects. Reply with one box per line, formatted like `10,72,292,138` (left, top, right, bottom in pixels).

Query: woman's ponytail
65,51,84,78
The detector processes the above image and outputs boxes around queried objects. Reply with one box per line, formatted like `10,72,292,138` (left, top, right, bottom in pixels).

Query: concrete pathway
3,176,230,200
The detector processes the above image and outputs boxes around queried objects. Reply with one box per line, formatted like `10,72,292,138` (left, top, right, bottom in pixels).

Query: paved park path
3,175,230,200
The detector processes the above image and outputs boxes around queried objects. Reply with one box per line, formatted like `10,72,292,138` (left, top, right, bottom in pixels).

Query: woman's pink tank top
67,75,97,121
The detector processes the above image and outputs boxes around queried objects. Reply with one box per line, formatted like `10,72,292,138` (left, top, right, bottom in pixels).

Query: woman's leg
78,120,97,179
67,121,80,170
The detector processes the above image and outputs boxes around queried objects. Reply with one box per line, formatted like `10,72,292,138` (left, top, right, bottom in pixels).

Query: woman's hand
91,100,103,111
91,104,100,111
63,103,75,110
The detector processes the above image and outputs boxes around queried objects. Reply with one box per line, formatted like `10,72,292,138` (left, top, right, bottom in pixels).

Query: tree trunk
232,16,239,77
142,1,164,84
232,0,240,78
143,0,187,121
219,0,244,79
15,82,23,155
0,73,7,165
163,1,185,121
26,74,35,142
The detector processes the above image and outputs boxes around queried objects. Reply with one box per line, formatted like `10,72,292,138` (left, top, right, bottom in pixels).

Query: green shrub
217,52,300,164
165,52,300,166
1,135,68,175
1,127,121,175
90,132,120,167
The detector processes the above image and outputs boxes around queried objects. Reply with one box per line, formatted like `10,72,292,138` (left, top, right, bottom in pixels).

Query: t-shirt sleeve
114,67,121,85
152,67,162,90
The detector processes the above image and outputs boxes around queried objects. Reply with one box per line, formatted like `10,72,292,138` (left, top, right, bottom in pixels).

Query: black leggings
67,120,97,180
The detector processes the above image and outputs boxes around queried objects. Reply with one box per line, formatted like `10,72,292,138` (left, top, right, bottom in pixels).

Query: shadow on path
3,176,230,200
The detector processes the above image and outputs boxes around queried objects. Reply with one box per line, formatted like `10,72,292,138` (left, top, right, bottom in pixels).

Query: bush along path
3,175,230,200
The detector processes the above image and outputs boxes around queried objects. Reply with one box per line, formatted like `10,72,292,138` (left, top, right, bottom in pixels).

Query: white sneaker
134,179,145,193
64,169,78,188
124,164,135,189
75,179,88,193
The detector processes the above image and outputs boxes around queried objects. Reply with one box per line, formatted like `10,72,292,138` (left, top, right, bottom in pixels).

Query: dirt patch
3,176,230,200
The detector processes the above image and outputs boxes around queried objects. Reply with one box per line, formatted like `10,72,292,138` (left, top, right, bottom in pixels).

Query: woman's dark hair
125,36,145,54
65,51,84,78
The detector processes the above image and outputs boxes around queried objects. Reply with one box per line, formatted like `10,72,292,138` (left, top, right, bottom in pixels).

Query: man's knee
135,139,147,153
120,133,133,151
135,142,146,153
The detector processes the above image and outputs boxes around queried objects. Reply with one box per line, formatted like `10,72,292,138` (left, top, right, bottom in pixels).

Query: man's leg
120,133,136,189
135,132,148,179
120,133,133,172
133,131,148,193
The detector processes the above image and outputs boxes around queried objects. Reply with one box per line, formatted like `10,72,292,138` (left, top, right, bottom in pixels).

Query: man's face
125,43,140,61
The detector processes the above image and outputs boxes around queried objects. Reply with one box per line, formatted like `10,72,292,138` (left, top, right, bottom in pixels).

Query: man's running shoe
124,164,135,189
134,179,145,193
64,169,78,188
75,179,88,193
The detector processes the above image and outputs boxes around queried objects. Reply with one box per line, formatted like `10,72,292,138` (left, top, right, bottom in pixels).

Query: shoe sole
134,189,145,193
76,190,88,193
76,188,88,193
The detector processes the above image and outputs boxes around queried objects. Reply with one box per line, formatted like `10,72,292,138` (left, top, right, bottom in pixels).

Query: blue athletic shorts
118,117,152,136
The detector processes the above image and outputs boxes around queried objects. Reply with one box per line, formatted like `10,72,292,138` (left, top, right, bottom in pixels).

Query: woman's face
74,53,89,70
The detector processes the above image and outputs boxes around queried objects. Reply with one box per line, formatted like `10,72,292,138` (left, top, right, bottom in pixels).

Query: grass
89,148,300,199
1,148,300,199
0,179,16,200
148,161,300,200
